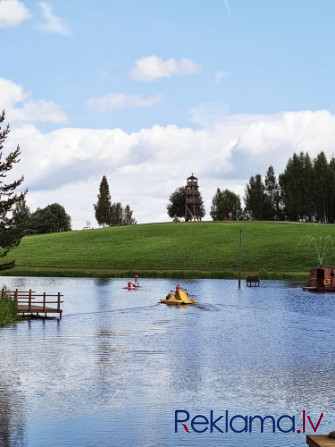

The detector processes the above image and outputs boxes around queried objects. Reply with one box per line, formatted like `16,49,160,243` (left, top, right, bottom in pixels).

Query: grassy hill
2,221,335,279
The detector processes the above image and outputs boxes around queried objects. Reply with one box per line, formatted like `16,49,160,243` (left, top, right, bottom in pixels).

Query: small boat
123,281,141,290
123,275,141,290
302,268,335,292
160,288,196,305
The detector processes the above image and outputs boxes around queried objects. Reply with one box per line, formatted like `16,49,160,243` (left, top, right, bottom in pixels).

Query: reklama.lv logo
175,410,324,434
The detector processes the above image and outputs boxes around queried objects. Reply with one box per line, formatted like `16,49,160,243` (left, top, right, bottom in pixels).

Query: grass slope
3,221,335,279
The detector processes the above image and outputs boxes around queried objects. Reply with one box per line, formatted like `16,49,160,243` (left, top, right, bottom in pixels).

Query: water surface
0,277,334,446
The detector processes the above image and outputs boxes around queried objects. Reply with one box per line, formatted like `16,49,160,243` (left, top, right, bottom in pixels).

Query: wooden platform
1,288,63,319
17,304,63,318
307,435,335,447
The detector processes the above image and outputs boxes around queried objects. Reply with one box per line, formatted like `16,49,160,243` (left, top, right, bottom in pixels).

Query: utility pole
238,228,242,288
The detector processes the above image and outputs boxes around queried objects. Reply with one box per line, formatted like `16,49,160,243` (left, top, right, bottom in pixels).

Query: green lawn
3,221,335,279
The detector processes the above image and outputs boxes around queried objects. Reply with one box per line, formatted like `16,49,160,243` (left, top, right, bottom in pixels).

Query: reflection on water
0,368,25,447
0,277,335,446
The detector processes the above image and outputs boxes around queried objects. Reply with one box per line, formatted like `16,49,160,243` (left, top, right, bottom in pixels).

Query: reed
0,288,18,325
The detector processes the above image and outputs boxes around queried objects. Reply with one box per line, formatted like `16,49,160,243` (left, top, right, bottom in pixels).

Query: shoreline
0,267,309,281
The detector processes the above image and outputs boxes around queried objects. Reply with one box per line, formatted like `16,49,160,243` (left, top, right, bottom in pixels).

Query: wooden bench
246,276,260,287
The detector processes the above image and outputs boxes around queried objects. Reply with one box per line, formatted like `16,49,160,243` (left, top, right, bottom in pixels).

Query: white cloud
0,78,27,105
86,93,163,112
233,110,335,160
0,0,31,27
128,55,201,82
0,78,67,123
38,2,70,36
7,108,335,229
11,100,68,123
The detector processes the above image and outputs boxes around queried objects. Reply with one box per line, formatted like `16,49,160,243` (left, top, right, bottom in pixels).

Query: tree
13,196,31,234
110,202,123,226
210,188,241,221
94,176,112,227
123,204,137,225
244,174,267,220
30,203,71,234
0,111,27,270
167,186,187,220
263,166,282,220
279,152,313,221
167,185,205,221
94,176,137,227
328,156,335,221
312,152,334,223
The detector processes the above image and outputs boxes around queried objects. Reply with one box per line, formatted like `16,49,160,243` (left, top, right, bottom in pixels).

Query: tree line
167,151,335,223
94,175,136,227
166,185,241,221
245,151,335,223
15,200,72,234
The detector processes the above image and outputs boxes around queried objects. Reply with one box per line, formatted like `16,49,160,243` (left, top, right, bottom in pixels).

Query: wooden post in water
57,292,61,313
238,228,242,288
14,289,18,308
28,289,32,312
28,289,32,311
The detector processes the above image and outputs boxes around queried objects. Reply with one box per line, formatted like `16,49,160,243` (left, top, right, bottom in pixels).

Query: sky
1,0,335,229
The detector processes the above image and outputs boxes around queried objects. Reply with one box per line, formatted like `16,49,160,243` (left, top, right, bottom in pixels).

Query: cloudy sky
1,0,335,229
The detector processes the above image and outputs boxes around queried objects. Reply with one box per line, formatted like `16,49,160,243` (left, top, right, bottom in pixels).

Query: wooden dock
1,288,63,319
307,435,335,447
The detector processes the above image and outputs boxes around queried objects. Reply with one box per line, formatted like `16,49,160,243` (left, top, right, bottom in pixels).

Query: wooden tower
185,173,202,221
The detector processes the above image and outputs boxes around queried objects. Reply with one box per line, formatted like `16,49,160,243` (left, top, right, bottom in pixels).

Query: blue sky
1,0,335,228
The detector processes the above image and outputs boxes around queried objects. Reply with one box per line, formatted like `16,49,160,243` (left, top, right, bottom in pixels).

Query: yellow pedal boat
160,288,196,305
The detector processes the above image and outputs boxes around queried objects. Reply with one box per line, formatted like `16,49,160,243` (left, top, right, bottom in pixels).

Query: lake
0,276,334,447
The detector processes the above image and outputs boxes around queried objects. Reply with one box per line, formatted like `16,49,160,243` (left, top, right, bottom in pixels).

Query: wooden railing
1,288,63,317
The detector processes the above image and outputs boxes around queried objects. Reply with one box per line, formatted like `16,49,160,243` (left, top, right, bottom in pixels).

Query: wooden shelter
185,174,202,222
303,267,335,292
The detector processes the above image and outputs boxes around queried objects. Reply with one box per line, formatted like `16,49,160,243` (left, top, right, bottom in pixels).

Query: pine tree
0,111,27,270
110,201,123,226
94,176,112,227
328,157,335,221
123,204,137,225
13,196,31,233
279,152,313,221
264,166,282,220
244,174,266,220
312,152,334,223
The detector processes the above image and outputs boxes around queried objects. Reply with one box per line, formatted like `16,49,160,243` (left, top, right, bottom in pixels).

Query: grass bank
2,221,335,280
